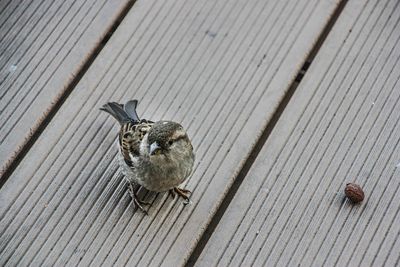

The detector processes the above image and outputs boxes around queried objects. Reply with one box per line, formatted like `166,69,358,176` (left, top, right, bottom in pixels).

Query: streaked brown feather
119,121,153,166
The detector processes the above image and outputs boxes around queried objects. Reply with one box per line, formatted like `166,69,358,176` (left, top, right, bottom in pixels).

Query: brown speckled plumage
101,100,195,214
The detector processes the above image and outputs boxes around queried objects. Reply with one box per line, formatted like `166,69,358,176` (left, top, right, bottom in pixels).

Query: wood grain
0,0,133,177
197,0,400,265
0,0,339,265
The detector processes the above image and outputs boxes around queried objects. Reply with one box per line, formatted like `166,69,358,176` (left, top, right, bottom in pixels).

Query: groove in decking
0,0,340,266
0,0,134,183
197,0,400,265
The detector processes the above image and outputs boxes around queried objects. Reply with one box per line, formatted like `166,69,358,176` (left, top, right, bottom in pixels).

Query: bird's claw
170,187,191,205
133,198,149,215
127,183,150,214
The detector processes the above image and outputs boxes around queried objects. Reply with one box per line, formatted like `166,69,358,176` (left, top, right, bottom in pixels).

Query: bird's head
147,121,193,158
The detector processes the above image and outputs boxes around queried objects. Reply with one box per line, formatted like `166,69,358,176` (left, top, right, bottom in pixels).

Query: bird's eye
168,140,173,146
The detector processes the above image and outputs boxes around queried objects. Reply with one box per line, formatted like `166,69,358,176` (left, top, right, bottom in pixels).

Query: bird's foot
127,183,151,215
169,187,191,205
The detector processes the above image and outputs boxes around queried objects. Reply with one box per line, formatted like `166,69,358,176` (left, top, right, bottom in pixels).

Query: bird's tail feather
100,100,140,124
123,100,140,122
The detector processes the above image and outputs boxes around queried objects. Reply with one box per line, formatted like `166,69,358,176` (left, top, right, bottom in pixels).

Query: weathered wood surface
0,0,132,176
0,0,340,266
197,0,400,265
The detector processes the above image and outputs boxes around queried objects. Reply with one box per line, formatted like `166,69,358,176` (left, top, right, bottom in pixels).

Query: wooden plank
0,0,133,176
0,0,340,266
197,0,400,265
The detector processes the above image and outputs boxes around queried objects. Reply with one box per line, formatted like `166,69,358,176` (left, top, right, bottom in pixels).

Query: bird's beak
149,142,161,156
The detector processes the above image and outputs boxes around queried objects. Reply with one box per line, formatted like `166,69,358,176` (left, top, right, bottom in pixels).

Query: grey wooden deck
197,0,400,265
0,0,133,177
1,0,399,266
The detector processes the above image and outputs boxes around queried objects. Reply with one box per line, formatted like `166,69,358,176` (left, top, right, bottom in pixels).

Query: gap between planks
0,0,137,187
186,0,350,265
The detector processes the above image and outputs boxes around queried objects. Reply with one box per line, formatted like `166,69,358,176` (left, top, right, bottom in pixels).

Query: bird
100,100,195,214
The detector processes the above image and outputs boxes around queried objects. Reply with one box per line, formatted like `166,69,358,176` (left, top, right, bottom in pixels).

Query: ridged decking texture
0,0,131,175
0,0,339,266
197,0,400,266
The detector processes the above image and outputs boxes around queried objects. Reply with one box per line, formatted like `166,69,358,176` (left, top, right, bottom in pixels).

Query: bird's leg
171,187,191,204
127,183,151,214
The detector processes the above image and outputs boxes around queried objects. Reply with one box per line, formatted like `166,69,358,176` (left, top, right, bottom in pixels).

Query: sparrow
100,100,195,214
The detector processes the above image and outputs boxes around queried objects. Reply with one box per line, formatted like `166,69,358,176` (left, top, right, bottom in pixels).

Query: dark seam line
185,0,350,265
0,0,138,188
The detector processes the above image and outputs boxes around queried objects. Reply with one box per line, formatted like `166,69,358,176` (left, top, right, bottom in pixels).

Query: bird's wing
119,120,153,167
